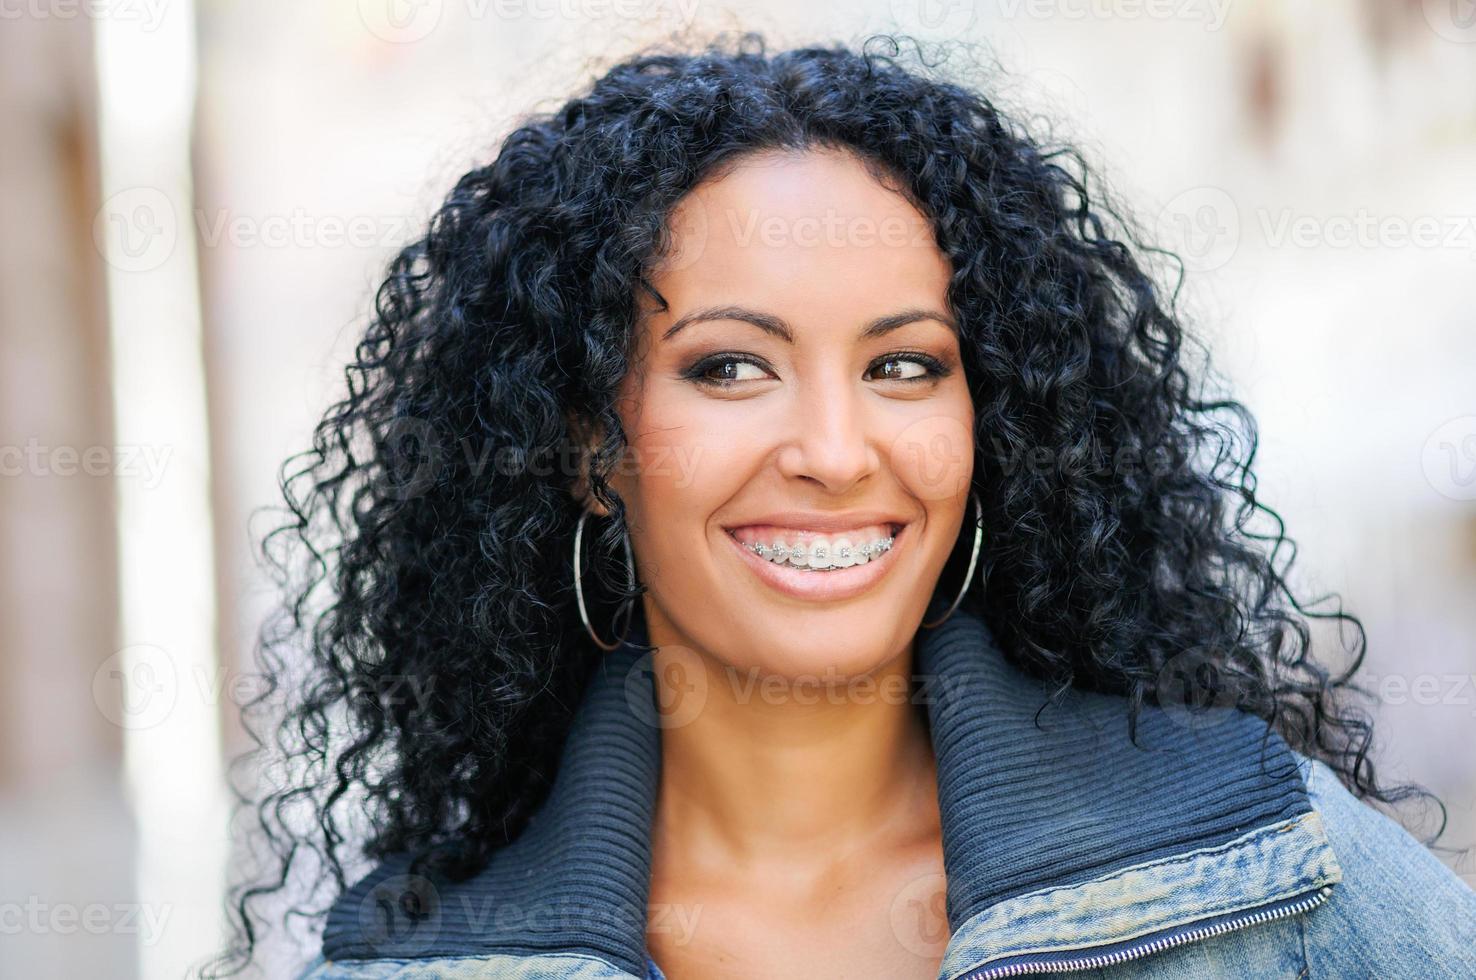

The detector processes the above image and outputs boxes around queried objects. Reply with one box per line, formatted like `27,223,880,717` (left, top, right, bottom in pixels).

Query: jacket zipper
951,885,1334,979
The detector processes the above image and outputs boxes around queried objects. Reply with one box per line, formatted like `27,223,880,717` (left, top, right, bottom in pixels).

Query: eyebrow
660,305,959,342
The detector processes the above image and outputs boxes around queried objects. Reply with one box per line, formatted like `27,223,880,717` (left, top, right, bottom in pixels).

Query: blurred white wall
0,12,136,980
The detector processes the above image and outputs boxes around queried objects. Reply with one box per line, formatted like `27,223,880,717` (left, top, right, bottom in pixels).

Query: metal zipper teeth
954,885,1334,980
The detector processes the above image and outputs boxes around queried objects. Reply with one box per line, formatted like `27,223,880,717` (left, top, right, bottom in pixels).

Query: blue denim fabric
1297,755,1476,978
297,950,637,978
298,610,1476,978
299,753,1476,978
935,754,1476,979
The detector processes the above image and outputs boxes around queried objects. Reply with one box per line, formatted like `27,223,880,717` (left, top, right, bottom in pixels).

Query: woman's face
606,147,975,680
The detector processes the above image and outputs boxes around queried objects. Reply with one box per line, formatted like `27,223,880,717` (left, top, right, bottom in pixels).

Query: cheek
615,400,750,621
615,394,747,538
636,373,794,480
885,400,975,506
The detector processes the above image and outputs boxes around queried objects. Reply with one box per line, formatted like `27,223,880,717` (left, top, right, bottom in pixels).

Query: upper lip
723,511,909,534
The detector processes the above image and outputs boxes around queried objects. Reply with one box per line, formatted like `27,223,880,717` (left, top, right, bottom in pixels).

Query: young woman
207,35,1476,980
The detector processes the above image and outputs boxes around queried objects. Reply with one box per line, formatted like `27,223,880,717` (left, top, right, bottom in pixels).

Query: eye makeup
680,349,954,389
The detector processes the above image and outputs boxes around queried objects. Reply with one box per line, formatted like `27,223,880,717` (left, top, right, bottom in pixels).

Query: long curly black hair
201,32,1443,978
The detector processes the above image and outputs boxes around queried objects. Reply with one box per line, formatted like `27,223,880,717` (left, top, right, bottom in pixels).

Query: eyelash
682,350,952,388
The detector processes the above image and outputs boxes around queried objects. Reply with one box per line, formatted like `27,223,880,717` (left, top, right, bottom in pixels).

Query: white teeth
742,533,894,571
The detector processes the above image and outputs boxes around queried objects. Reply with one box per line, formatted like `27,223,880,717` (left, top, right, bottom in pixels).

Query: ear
566,411,611,517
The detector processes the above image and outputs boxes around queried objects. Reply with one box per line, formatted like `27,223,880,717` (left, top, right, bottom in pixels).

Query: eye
683,354,775,387
866,353,948,383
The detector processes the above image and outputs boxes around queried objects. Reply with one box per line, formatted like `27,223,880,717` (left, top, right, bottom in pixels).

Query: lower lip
723,526,908,602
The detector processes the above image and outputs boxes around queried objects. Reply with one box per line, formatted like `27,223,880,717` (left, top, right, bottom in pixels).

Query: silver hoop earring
573,506,637,651
921,490,984,629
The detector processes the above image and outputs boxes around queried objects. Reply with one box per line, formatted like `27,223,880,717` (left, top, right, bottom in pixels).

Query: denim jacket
301,610,1476,978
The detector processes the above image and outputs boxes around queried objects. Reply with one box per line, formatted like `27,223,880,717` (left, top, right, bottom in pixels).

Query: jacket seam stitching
986,812,1320,909
956,892,1318,974
317,951,631,970
1296,906,1312,979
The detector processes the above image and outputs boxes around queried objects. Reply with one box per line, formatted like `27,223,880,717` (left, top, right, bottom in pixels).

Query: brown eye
868,358,928,381
702,359,767,383
683,354,775,387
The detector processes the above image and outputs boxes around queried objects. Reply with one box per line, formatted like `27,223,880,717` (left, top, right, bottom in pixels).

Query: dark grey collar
322,609,1315,976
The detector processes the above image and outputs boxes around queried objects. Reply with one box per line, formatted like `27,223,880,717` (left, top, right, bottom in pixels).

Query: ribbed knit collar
322,609,1317,976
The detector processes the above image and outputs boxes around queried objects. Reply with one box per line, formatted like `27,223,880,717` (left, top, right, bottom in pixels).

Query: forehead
647,148,953,327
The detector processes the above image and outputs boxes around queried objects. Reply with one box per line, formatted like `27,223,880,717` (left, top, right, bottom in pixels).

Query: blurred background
3,0,1474,976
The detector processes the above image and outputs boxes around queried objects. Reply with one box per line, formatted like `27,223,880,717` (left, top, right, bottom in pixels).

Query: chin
715,619,912,687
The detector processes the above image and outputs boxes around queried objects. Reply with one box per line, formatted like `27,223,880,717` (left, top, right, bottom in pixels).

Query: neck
646,623,939,875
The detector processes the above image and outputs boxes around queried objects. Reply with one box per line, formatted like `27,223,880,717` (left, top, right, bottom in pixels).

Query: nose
775,373,880,492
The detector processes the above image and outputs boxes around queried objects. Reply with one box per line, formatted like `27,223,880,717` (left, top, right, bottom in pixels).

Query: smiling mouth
722,522,909,600
726,522,904,571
